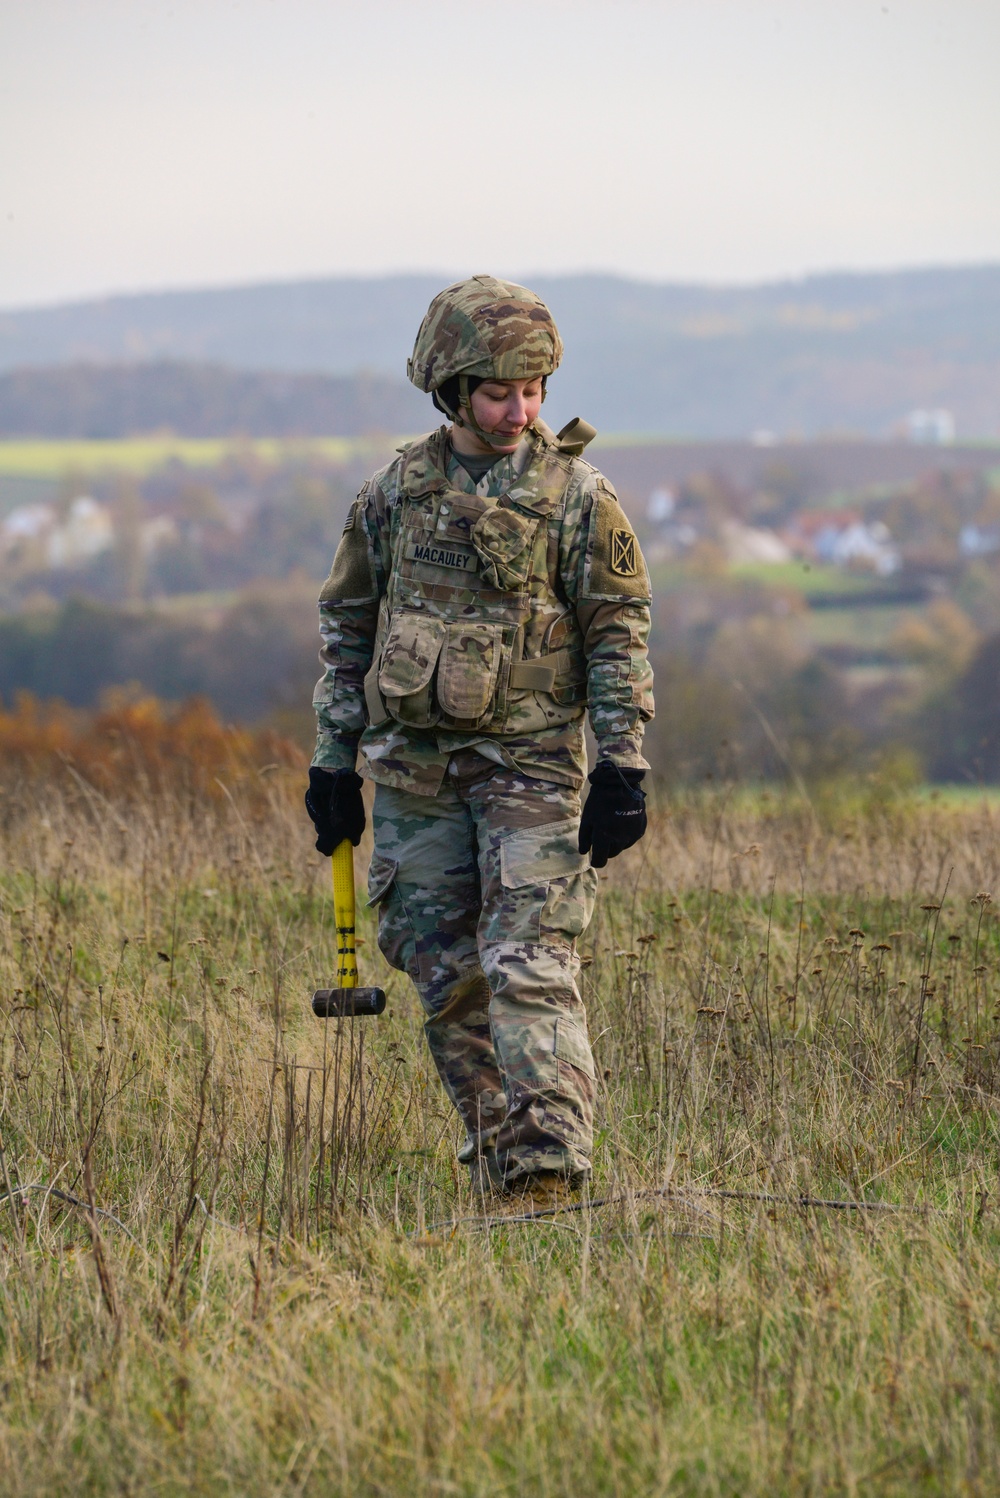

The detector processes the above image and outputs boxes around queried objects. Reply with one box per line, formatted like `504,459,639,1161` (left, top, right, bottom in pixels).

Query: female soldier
305,275,653,1203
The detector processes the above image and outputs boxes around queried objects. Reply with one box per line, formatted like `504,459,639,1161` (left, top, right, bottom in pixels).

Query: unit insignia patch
610,529,638,577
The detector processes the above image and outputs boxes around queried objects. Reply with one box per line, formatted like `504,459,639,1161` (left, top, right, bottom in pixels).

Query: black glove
304,767,366,856
578,763,647,869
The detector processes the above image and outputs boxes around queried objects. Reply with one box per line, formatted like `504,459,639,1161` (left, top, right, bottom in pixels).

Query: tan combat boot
495,1170,582,1216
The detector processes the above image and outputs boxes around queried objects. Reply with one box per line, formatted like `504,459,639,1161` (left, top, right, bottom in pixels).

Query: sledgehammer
312,839,386,1017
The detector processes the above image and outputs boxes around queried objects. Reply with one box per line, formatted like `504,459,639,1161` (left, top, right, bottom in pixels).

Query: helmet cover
408,274,563,393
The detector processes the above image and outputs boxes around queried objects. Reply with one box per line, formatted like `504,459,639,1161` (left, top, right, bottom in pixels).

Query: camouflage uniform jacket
312,418,654,796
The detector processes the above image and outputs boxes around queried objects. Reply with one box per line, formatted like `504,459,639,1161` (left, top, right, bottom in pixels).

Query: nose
504,390,529,428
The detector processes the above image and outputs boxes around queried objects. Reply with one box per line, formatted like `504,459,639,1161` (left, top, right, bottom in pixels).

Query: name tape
405,539,479,572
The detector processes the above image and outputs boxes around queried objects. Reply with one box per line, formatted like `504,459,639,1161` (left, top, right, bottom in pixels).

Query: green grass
1,777,999,1494
0,434,402,479
645,558,851,597
915,782,1000,807
801,603,921,650
728,559,879,594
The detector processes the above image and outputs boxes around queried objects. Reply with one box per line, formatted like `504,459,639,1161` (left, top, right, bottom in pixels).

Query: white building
819,519,899,576
903,408,955,445
721,520,793,565
46,497,115,567
0,503,57,563
646,487,676,523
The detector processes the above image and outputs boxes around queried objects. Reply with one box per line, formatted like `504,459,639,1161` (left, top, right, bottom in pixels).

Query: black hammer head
312,987,387,1018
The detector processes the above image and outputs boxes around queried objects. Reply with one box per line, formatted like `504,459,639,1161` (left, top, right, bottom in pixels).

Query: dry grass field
1,713,999,1495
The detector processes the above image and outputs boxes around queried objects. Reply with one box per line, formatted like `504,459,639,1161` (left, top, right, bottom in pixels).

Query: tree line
0,362,427,439
2,587,1000,784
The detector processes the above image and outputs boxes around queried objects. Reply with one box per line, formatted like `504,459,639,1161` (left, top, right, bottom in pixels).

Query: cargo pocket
377,612,445,726
543,867,598,942
492,820,590,946
500,821,590,889
365,853,417,978
472,507,538,591
553,1015,596,1080
366,853,398,907
436,622,503,725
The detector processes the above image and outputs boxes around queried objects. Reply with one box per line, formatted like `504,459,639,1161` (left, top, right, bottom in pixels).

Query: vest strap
364,660,389,725
554,417,598,455
509,650,574,692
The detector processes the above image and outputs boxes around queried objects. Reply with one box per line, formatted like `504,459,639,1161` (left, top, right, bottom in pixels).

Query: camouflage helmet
407,274,563,394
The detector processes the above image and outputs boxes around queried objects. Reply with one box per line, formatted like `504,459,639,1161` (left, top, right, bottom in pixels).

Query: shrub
0,689,305,799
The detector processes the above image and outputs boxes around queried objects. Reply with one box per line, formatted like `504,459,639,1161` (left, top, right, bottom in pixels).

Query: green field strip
0,434,405,478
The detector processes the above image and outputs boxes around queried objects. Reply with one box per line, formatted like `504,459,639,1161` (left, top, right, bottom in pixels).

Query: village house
784,508,900,576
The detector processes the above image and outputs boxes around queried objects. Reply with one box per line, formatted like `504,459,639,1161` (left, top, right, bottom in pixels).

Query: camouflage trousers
368,751,599,1183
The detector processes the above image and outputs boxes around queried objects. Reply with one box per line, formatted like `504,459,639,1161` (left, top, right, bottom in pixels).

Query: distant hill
1,267,999,438
0,362,426,439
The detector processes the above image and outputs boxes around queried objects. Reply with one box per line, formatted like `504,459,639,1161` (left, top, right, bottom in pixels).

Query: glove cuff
588,762,645,790
308,766,362,790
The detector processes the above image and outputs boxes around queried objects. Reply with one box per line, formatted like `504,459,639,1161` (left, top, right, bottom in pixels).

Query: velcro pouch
377,612,445,725
471,507,537,591
436,622,503,723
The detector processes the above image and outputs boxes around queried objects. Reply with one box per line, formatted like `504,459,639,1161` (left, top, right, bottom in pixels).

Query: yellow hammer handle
331,839,358,989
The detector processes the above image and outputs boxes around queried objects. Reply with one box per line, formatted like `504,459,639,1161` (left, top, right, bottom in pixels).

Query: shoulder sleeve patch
583,493,651,600
319,492,379,605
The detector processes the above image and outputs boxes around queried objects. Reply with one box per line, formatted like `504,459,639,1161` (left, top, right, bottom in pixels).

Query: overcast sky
2,0,999,309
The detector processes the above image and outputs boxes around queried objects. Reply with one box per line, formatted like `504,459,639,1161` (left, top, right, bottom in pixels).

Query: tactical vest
364,423,590,736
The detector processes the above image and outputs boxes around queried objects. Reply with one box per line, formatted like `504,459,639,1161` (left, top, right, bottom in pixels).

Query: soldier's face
468,377,544,452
